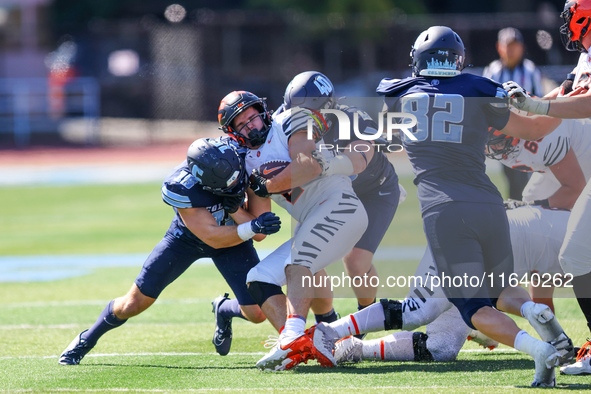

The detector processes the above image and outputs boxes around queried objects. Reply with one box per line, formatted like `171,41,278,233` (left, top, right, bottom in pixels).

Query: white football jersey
508,205,569,276
245,108,353,222
521,118,591,201
500,123,570,173
572,52,591,90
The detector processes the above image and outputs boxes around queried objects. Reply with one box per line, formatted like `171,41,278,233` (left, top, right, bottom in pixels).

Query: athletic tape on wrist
237,221,256,241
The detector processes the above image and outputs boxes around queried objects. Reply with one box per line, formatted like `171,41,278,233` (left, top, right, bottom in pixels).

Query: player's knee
343,249,373,275
116,297,151,318
459,299,492,330
247,281,284,307
242,306,267,324
381,298,403,330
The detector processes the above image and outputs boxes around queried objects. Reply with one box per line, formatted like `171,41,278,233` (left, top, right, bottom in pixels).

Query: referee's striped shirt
483,58,544,97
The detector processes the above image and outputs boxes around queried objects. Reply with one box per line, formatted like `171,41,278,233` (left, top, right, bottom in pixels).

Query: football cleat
212,293,233,356
531,341,561,387
256,332,315,371
560,339,591,375
522,302,574,363
334,335,363,363
551,332,575,366
58,329,94,365
467,329,499,351
307,324,337,367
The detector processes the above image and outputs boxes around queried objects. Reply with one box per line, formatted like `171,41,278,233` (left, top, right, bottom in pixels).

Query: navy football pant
135,233,260,305
354,175,400,253
422,202,514,329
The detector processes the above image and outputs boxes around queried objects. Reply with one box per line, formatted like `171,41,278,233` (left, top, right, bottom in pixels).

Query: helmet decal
186,138,248,196
411,26,465,77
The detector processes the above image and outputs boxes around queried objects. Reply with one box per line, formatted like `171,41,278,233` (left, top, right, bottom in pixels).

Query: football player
499,0,591,375
486,124,587,210
326,25,568,387
217,90,368,371
278,71,404,321
332,204,570,364
58,138,281,365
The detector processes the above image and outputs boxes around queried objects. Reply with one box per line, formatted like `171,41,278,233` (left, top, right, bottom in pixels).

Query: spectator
483,27,545,200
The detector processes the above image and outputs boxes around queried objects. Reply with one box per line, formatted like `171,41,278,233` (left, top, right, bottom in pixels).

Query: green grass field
2,175,591,392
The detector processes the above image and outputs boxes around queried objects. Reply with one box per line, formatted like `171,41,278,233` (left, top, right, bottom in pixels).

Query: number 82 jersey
377,73,511,213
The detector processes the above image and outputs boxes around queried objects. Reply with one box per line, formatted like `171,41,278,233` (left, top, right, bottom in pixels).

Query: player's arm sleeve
542,135,570,167
162,184,194,208
483,95,511,131
282,107,327,142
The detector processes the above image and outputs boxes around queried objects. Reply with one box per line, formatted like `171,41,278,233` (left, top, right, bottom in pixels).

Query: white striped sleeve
161,185,193,208
543,136,570,167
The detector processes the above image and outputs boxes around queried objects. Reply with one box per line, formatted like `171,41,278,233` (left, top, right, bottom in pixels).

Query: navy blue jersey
377,73,510,213
161,161,235,246
322,103,398,193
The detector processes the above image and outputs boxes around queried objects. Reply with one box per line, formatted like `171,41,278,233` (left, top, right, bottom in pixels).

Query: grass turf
2,175,591,391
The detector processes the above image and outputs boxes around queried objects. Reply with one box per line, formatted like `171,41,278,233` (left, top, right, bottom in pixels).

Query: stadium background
0,0,581,148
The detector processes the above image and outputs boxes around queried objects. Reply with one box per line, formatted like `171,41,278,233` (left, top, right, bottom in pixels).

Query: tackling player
217,90,368,371
58,138,281,365
499,0,591,375
326,25,568,387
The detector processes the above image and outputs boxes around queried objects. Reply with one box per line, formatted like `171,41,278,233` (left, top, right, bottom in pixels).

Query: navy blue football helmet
410,26,465,77
218,91,272,148
186,138,248,196
283,71,335,111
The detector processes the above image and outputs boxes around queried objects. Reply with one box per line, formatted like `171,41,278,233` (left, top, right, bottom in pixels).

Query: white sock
514,329,538,356
282,315,306,339
362,332,415,361
329,303,386,338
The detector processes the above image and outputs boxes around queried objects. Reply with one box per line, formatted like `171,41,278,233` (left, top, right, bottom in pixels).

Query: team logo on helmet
187,137,248,196
411,26,465,77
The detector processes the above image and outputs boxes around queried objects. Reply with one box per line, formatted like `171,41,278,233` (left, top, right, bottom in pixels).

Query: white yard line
0,348,516,361
0,298,210,308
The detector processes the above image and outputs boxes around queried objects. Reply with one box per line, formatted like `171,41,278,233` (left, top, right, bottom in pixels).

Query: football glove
249,169,271,198
504,198,550,210
504,199,531,210
222,194,244,214
561,74,575,95
311,149,329,176
502,81,550,115
251,212,281,235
